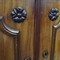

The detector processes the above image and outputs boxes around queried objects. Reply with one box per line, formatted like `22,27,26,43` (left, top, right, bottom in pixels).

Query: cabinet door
0,0,36,60
39,0,60,60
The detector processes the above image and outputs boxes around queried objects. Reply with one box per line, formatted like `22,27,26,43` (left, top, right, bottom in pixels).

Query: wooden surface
39,0,60,60
0,0,34,60
0,0,60,60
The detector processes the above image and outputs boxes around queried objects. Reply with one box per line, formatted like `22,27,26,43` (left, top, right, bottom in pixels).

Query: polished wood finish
39,0,60,60
0,16,20,60
50,21,60,60
0,0,35,60
33,0,40,60
50,24,57,60
0,0,60,60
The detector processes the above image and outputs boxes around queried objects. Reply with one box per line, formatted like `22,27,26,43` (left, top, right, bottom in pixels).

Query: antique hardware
42,50,48,58
49,8,59,21
11,7,27,23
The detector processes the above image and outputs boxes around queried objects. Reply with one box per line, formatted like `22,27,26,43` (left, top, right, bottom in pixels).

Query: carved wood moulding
50,21,60,60
0,16,20,60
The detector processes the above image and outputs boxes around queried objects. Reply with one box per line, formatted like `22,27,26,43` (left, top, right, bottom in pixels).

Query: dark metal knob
42,51,48,58
11,7,27,23
49,8,59,21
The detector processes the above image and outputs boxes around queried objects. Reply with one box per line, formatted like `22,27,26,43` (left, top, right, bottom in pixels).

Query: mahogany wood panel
0,0,60,60
39,0,60,60
0,0,35,60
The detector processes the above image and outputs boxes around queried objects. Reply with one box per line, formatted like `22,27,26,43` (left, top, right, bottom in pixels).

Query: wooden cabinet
39,0,60,60
0,0,60,60
0,0,34,60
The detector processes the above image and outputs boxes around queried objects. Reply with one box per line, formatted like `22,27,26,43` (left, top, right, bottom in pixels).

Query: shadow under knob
11,7,27,23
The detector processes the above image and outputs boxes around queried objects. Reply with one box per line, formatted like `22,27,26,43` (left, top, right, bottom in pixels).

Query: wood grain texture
0,0,60,60
33,0,40,60
0,16,20,60
0,0,35,60
39,0,60,60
